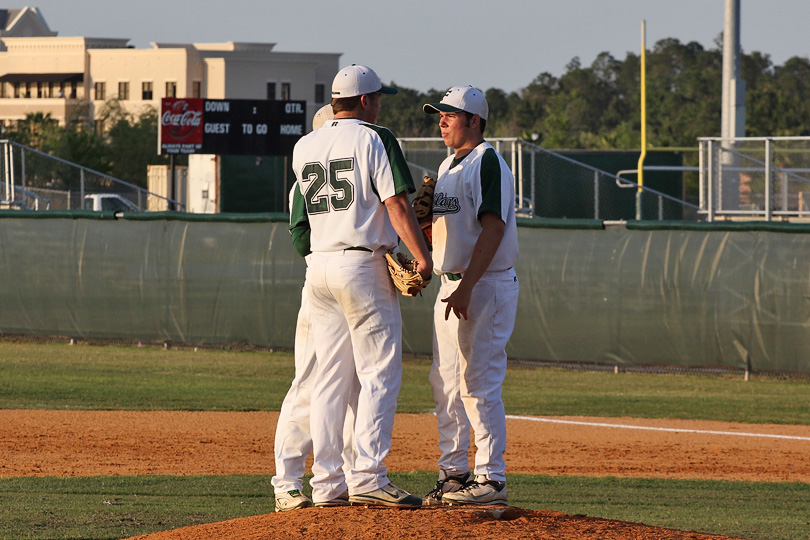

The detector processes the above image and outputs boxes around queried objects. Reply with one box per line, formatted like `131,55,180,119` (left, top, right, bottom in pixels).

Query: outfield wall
1,211,808,374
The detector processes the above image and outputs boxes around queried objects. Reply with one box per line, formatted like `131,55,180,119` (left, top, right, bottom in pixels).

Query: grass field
1,341,809,540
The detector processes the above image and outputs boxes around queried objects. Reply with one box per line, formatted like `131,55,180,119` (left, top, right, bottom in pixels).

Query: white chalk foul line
506,415,810,441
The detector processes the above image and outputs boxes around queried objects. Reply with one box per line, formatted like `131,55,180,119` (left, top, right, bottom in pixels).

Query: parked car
83,194,140,212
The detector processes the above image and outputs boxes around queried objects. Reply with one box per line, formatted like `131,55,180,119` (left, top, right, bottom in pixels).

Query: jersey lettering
433,192,461,215
301,158,356,214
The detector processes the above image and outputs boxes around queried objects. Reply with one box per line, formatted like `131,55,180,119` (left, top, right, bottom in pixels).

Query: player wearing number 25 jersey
289,65,431,509
291,119,410,253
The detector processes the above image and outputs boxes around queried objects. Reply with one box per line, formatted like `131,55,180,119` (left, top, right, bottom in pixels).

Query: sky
28,0,810,94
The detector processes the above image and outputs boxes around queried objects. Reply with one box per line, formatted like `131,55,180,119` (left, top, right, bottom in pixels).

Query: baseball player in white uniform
272,105,360,512
421,86,519,506
289,65,432,508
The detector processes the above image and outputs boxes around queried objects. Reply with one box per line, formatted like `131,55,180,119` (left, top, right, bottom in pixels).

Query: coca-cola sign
160,98,204,153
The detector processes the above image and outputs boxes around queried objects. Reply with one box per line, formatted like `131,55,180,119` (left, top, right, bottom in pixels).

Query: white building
0,7,341,213
0,7,339,132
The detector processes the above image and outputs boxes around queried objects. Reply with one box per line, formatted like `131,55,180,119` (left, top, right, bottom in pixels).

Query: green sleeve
288,186,311,257
478,147,504,220
290,225,311,257
365,124,415,195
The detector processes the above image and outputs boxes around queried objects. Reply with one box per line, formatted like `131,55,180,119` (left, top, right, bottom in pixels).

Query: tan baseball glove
385,251,431,297
412,176,436,247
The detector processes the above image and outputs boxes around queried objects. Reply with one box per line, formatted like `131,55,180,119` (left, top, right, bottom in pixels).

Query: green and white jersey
289,119,415,254
432,141,519,274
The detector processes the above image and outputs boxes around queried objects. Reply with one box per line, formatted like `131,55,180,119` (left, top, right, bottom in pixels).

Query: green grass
502,369,810,424
508,475,810,540
1,340,810,539
0,475,271,540
0,343,297,411
1,342,809,424
2,474,809,540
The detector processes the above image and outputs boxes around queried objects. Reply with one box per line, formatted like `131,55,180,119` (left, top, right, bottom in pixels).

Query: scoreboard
159,98,306,156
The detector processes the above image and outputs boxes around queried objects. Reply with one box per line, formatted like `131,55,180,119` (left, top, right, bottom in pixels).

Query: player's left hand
385,251,431,297
442,284,472,320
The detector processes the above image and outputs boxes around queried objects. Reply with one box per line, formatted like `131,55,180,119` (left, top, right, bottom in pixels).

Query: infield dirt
4,410,808,539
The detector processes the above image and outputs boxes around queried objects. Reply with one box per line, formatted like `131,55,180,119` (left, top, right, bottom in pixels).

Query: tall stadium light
720,0,745,211
721,0,745,140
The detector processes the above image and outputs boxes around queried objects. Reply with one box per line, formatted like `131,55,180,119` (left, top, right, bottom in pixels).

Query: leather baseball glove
385,251,431,297
412,176,436,247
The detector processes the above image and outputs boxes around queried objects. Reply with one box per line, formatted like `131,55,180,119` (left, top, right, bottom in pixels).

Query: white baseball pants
271,284,358,494
306,250,402,503
430,268,519,482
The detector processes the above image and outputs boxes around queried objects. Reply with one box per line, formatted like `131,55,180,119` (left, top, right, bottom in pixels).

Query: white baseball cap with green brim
423,85,489,120
331,65,398,98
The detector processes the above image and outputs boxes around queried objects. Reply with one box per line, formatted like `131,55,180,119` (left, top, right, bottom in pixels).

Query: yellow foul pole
636,19,647,220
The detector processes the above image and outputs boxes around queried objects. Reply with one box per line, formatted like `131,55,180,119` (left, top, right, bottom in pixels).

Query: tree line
6,37,810,189
382,37,810,147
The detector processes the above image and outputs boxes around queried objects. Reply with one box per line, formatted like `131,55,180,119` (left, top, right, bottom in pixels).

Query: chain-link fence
2,137,702,220
0,140,180,211
699,136,810,221
399,138,699,221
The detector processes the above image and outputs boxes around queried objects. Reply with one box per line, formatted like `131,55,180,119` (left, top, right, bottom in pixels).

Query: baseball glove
412,176,436,247
385,251,431,297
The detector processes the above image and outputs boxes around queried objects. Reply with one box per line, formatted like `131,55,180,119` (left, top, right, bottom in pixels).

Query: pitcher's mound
125,505,744,540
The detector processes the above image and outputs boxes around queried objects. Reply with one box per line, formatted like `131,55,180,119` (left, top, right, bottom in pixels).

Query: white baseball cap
312,104,334,130
423,85,488,120
331,64,398,98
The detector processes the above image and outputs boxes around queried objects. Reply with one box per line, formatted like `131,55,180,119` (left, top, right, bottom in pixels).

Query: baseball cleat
423,470,471,506
441,475,508,506
349,482,422,508
315,490,350,508
275,489,313,512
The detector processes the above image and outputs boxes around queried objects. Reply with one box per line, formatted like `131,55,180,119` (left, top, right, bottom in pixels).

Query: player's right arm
366,124,432,277
384,192,433,279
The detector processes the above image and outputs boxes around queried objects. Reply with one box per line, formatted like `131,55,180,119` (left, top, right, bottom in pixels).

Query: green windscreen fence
0,211,302,346
219,155,292,213
1,212,809,374
531,150,685,220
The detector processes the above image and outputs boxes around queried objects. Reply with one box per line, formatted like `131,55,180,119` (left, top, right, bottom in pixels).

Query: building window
192,81,202,98
118,82,129,100
94,82,106,101
315,83,325,103
142,81,153,100
165,81,177,98
47,82,55,98
266,82,276,100
13,82,20,98
69,81,77,99
95,119,105,135
281,82,291,100
36,82,44,98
